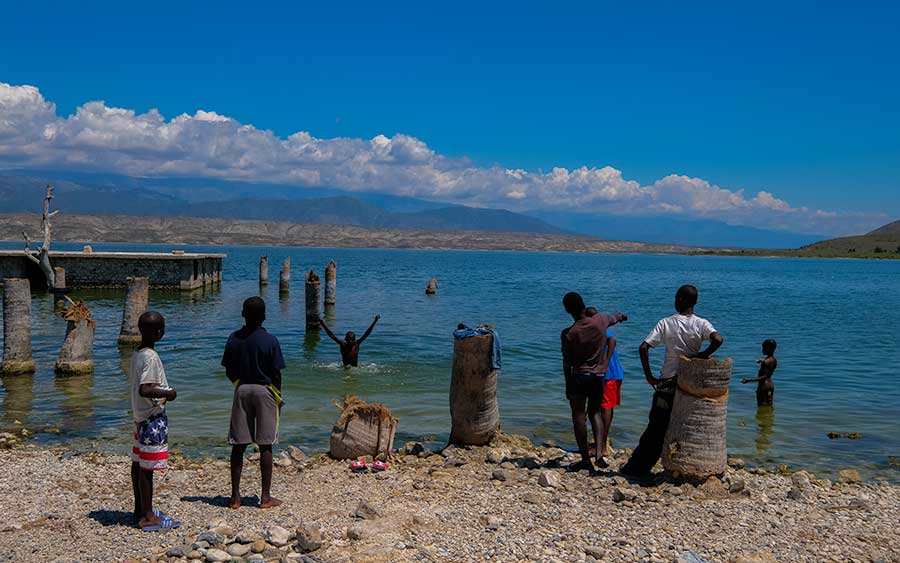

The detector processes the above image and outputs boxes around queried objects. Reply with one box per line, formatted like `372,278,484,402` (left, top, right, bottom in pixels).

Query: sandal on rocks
350,460,368,473
371,460,387,472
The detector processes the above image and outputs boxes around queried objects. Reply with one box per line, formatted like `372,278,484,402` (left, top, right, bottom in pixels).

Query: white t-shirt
644,313,717,380
130,348,169,422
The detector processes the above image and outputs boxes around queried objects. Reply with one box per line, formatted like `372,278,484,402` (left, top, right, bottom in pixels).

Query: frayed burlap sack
329,396,397,460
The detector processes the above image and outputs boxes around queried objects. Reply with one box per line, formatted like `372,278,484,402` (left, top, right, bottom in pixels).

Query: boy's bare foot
228,497,241,510
259,496,283,509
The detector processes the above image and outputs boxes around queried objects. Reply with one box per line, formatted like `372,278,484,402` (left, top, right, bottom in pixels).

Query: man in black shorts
222,297,285,509
561,292,627,472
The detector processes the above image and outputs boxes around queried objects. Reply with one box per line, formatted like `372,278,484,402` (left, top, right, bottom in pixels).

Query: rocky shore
0,434,897,563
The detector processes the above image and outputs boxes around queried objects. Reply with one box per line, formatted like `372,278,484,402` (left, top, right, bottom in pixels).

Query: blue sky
0,0,897,234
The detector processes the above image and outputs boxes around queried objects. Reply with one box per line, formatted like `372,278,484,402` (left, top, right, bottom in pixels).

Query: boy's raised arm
319,318,342,344
358,314,380,344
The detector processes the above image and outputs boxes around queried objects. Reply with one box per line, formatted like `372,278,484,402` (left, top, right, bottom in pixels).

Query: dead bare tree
23,184,58,289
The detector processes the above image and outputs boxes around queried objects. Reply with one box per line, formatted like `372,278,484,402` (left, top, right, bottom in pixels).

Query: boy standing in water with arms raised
742,339,778,405
222,297,285,509
130,311,180,530
319,315,380,367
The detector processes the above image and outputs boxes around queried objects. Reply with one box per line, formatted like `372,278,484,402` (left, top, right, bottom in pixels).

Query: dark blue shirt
221,326,285,386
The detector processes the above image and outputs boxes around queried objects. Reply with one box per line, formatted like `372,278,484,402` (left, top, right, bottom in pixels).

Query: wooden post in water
118,276,149,345
56,304,96,376
324,260,336,306
259,256,269,286
662,356,733,481
52,266,67,306
426,276,438,295
305,269,321,330
1,279,35,375
279,258,291,294
449,327,499,446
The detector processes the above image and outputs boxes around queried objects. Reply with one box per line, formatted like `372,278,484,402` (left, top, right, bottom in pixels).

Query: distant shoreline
2,212,897,260
0,212,705,255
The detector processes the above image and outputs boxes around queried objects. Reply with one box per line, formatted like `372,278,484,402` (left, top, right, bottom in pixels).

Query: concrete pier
0,250,224,290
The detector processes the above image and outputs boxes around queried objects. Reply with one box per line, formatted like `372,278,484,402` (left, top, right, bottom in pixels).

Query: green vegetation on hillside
692,220,900,259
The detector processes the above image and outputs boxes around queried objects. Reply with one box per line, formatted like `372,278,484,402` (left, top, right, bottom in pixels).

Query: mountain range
0,170,827,248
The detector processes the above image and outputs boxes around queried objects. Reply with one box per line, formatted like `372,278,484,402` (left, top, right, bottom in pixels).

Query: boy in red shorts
586,307,622,468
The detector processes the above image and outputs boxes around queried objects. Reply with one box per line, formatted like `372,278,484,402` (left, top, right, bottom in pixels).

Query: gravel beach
0,434,897,563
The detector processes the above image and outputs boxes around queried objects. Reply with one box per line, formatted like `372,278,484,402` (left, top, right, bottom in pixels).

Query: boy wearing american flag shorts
129,311,181,531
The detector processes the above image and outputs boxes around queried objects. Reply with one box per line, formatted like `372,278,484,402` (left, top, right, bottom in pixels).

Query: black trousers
623,382,676,475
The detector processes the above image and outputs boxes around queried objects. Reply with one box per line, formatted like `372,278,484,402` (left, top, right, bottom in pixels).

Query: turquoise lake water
1,242,898,481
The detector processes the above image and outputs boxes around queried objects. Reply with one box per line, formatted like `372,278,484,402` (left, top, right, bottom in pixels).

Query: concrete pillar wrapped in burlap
259,256,269,286
329,396,398,460
662,356,733,481
56,319,96,376
324,260,336,306
305,269,321,330
1,279,35,375
118,277,149,345
279,258,291,294
449,330,499,446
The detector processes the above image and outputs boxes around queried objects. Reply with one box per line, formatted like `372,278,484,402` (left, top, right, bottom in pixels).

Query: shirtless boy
320,315,380,367
742,339,778,406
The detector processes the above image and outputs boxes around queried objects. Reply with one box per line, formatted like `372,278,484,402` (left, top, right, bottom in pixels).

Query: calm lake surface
1,242,898,481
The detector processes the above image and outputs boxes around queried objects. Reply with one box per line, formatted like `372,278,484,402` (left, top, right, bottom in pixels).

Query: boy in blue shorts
129,311,180,531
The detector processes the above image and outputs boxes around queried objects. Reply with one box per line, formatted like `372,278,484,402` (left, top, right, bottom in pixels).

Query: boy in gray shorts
222,297,285,509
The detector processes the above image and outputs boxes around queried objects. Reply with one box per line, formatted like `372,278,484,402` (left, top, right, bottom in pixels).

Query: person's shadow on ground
180,494,259,507
87,509,135,527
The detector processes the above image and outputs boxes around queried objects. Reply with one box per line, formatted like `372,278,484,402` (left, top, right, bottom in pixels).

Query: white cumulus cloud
0,82,884,235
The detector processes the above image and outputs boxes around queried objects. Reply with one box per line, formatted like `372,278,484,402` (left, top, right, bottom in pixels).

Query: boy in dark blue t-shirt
222,297,285,509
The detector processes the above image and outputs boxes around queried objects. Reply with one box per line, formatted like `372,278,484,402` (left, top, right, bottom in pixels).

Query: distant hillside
868,220,900,237
0,172,565,235
694,219,900,259
528,210,825,249
0,213,698,254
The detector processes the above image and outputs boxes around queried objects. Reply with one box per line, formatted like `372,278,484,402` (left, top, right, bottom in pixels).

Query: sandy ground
0,435,897,563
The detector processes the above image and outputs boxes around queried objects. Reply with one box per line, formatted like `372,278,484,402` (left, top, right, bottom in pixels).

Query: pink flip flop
350,460,368,473
371,460,387,472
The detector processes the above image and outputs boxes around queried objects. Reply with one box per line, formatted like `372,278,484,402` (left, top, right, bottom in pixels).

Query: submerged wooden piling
1,278,35,375
305,269,321,330
426,276,438,295
449,327,499,446
56,303,96,376
279,258,291,294
324,260,336,306
52,267,67,306
118,276,149,345
259,256,269,286
662,356,733,481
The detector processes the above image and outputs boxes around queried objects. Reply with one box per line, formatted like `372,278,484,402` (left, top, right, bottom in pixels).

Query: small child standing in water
742,339,778,406
130,311,180,530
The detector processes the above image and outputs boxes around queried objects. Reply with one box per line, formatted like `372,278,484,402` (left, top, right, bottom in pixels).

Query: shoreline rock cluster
0,434,897,562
